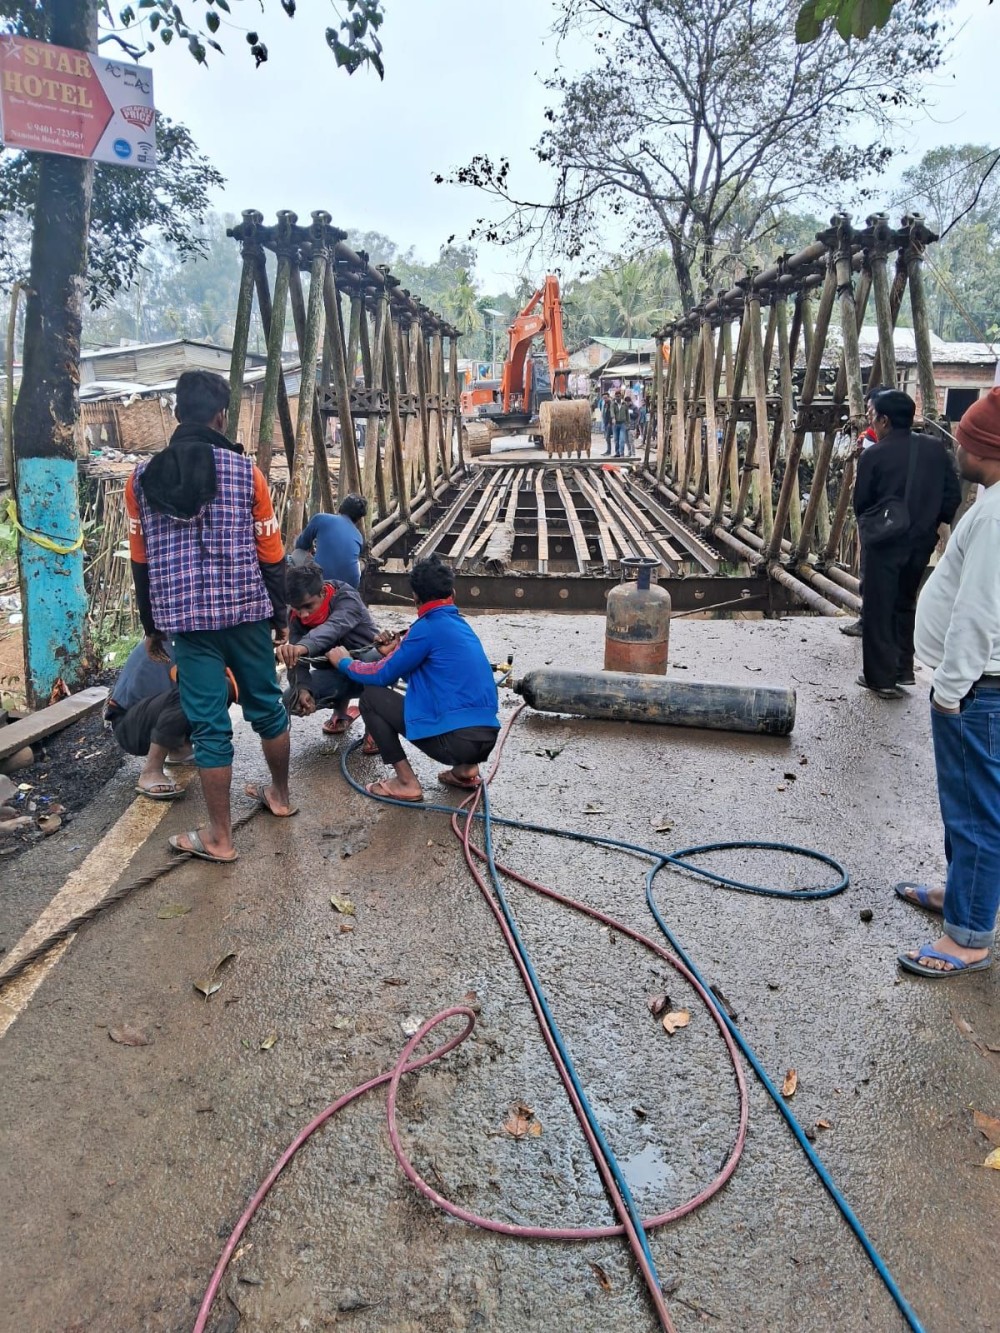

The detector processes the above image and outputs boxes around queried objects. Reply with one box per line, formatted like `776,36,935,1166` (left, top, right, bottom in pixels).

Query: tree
2,0,386,702
897,144,1000,340
451,0,948,310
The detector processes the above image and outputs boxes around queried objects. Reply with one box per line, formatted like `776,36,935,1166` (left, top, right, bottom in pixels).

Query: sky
135,0,995,291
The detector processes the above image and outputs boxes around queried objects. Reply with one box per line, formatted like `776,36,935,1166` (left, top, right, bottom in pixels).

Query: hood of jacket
138,422,244,520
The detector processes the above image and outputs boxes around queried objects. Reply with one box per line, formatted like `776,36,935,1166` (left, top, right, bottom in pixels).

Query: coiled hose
194,705,923,1333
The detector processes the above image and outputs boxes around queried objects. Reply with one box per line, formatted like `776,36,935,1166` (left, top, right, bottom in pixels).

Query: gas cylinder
513,668,796,736
604,557,671,675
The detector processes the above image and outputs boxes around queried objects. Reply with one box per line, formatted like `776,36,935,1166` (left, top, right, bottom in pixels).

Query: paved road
1,615,997,1332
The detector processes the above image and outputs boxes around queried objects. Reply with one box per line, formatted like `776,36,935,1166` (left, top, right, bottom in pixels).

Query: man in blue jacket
327,554,499,802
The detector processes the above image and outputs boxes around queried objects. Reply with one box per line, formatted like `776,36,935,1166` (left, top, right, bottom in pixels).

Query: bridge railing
646,213,944,615
226,210,465,546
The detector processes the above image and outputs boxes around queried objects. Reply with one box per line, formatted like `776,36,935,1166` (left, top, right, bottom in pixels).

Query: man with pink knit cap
896,388,1000,977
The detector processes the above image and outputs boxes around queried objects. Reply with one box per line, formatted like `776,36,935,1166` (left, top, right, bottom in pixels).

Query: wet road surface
1,614,997,1332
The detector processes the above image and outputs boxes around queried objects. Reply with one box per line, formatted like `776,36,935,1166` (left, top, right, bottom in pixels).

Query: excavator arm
499,276,571,414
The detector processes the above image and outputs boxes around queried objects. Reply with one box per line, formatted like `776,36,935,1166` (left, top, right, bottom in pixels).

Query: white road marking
0,796,172,1038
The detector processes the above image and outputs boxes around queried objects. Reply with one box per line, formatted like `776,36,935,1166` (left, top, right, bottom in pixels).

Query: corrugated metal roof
79,339,268,386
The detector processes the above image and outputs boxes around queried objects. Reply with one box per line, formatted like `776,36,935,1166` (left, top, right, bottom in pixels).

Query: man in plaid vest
125,370,295,863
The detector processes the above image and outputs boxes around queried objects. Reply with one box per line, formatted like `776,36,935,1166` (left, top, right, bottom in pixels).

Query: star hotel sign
0,36,155,169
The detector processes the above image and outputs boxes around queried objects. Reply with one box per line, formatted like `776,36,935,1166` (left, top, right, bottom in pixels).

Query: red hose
194,708,749,1332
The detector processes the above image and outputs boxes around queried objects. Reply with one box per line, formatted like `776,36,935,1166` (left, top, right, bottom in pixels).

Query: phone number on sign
24,122,84,141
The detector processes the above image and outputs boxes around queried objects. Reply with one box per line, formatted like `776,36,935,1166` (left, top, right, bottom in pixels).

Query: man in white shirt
897,388,1000,977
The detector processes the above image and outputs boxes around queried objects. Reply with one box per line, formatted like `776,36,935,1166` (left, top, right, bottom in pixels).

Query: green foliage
96,0,386,76
796,0,899,43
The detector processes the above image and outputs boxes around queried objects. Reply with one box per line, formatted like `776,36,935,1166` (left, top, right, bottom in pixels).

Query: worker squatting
109,368,1000,984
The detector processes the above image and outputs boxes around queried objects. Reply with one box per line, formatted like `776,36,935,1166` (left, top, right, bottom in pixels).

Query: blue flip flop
893,882,943,916
898,941,992,979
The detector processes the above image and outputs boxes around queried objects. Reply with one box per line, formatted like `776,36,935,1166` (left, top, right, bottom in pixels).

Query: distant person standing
126,370,295,863
613,391,633,458
897,389,1000,978
841,384,889,639
600,391,614,455
852,389,960,699
294,494,367,589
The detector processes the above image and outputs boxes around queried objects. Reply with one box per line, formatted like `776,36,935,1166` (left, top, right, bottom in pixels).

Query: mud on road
0,614,998,1333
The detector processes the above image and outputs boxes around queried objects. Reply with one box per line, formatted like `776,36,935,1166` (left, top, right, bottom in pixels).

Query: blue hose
341,738,923,1332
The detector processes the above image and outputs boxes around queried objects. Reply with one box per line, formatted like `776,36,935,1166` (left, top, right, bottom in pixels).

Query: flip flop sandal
322,705,361,736
135,782,184,801
366,779,423,804
893,882,943,916
168,830,239,864
163,752,195,766
245,783,300,817
438,769,482,790
361,733,380,756
897,942,992,979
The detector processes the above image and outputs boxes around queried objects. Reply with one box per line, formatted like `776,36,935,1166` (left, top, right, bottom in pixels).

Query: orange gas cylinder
604,557,671,675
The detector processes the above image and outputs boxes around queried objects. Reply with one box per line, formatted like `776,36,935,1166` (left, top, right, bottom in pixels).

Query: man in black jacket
853,389,961,699
276,559,379,734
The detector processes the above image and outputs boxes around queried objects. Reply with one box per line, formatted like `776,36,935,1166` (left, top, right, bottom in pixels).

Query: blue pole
15,456,88,702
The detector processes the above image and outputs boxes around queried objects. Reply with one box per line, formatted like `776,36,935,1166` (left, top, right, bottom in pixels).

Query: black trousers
860,539,934,689
284,648,380,715
359,685,499,768
109,687,190,757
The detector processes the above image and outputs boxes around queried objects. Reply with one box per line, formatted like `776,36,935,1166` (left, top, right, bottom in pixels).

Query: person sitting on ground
293,494,367,590
326,554,500,802
104,638,193,800
276,558,380,736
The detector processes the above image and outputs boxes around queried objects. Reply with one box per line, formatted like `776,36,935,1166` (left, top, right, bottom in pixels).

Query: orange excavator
464,276,590,456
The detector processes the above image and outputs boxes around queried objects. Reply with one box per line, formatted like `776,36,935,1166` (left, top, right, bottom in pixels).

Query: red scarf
417,596,455,618
293,582,335,628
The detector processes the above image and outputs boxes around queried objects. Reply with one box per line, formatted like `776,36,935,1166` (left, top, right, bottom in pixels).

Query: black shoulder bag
857,438,919,547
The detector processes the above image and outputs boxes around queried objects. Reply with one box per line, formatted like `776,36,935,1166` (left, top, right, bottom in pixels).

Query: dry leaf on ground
781,1070,798,1099
662,1010,690,1035
589,1262,612,1292
109,1026,150,1047
330,894,356,916
193,951,236,999
973,1111,1000,1147
157,903,191,919
984,1148,1000,1170
259,1032,278,1051
816,1117,833,1130
502,1101,543,1139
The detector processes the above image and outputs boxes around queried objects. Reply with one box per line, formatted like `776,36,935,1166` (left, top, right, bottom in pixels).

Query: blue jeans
932,687,1000,949
615,422,631,455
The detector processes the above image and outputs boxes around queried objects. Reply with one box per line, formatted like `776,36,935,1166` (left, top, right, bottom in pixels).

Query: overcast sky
142,0,995,290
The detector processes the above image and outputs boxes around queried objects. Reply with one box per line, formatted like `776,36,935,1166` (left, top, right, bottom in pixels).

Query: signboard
0,35,155,169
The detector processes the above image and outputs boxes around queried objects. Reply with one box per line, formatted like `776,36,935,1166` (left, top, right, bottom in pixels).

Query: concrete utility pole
11,0,98,705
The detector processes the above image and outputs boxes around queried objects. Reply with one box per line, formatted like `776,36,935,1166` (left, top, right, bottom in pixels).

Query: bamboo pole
286,243,328,537
680,332,705,500
671,332,685,484
449,335,465,470
431,332,450,480
227,210,260,442
254,227,293,479
904,216,940,422
748,294,774,541
773,296,801,547
361,295,389,520
413,323,435,501
784,263,838,563
287,260,334,516
656,341,674,481
646,340,662,472
322,264,363,497
383,310,410,522
712,310,751,526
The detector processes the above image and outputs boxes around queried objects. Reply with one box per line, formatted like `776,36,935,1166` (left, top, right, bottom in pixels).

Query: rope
0,805,260,988
3,495,84,556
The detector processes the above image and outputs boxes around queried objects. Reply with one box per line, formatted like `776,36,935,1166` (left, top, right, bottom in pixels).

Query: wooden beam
553,467,592,572
0,687,107,761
